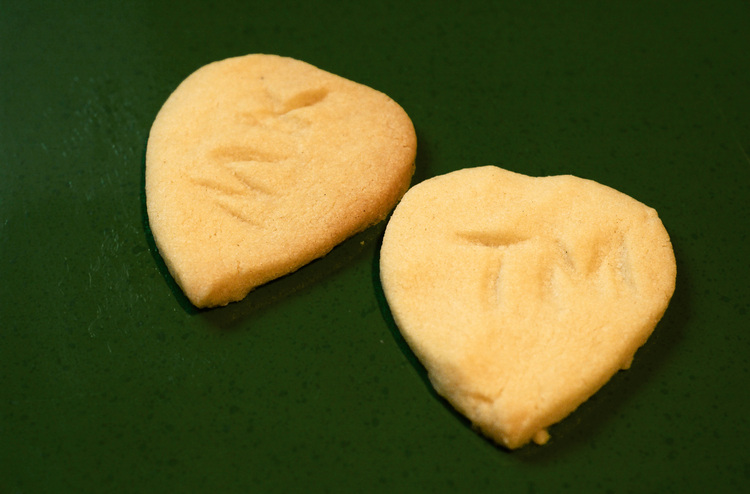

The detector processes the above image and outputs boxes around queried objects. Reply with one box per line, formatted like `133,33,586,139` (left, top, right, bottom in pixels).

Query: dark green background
2,0,748,492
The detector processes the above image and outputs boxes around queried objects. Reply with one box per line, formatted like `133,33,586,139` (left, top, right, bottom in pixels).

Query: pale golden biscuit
146,54,416,308
379,166,676,449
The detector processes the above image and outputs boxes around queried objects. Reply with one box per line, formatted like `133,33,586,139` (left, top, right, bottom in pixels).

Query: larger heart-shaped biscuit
379,166,676,449
146,54,416,307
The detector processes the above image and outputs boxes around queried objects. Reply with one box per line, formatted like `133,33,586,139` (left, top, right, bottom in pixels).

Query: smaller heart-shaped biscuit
380,166,676,449
146,54,416,307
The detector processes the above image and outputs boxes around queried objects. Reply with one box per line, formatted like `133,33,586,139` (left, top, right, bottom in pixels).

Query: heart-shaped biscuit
379,166,676,449
146,54,416,307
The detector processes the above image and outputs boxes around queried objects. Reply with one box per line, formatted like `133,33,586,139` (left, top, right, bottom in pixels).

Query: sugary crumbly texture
146,54,416,307
379,166,676,449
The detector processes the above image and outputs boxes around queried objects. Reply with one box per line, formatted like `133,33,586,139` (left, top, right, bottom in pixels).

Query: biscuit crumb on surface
379,166,676,449
533,429,550,445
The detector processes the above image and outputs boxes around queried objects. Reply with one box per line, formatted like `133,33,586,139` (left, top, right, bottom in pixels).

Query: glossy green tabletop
2,0,749,492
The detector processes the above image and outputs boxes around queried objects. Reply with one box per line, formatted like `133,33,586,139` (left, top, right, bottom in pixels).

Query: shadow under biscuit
371,233,483,444
198,222,387,331
140,145,201,315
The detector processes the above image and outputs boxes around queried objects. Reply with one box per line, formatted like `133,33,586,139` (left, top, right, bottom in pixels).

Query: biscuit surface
146,54,416,307
379,166,676,449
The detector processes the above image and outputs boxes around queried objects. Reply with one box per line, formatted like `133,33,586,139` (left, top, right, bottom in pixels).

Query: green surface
2,0,749,492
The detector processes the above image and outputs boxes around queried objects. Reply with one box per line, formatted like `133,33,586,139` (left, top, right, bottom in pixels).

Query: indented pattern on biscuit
552,234,637,294
478,256,504,310
236,111,263,126
257,83,329,116
572,233,638,295
465,389,495,405
462,228,639,311
234,86,328,130
457,230,530,248
226,165,279,196
213,198,264,227
187,88,331,231
280,88,329,114
579,234,618,275
556,240,576,270
493,261,504,308
210,145,287,165
617,238,635,288
189,176,246,196
188,161,278,228
189,173,274,197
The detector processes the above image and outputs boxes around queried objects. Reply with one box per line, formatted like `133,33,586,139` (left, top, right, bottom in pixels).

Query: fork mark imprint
280,87,329,114
189,176,245,196
214,198,264,228
210,145,286,164
458,230,530,248
618,237,636,289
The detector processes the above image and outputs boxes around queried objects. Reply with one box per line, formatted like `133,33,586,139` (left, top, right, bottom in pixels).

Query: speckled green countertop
2,0,748,492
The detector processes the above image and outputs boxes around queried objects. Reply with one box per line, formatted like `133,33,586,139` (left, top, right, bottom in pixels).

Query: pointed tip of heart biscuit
380,165,676,450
